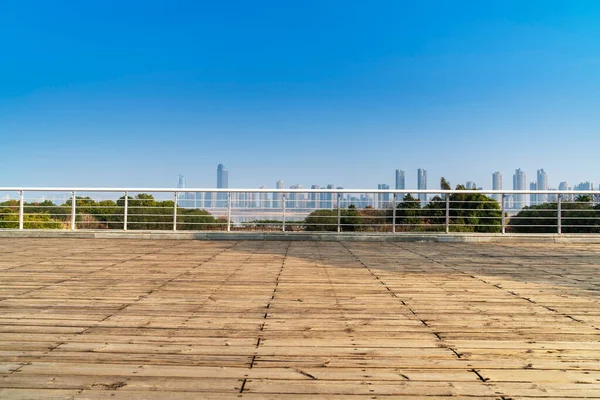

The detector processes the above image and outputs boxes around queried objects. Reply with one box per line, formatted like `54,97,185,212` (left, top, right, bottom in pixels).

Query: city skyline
174,164,597,211
175,164,595,194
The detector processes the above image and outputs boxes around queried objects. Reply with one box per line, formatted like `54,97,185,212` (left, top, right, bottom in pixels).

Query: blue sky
1,0,599,190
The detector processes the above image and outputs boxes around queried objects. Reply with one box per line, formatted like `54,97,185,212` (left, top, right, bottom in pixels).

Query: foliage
395,194,422,228
304,210,337,231
509,201,600,233
0,194,218,231
440,177,451,191
0,207,63,229
304,206,364,232
341,205,363,231
390,181,501,232
177,209,219,230
446,186,501,232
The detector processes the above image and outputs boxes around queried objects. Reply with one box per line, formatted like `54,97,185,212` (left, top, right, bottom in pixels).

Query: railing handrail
1,187,599,195
3,187,599,235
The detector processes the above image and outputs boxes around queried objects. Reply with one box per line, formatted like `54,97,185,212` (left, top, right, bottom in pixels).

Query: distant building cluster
493,169,595,209
176,164,596,210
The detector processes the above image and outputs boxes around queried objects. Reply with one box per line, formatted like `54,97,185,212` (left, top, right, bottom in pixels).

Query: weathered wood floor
0,238,599,399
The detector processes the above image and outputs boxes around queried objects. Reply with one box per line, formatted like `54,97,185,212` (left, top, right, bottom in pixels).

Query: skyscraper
337,186,345,208
177,174,186,207
558,181,568,191
324,184,335,209
395,170,405,190
309,185,320,209
530,182,537,206
377,184,390,208
217,163,228,188
177,174,194,208
466,181,477,189
273,180,284,209
558,181,569,201
537,169,548,204
288,184,303,209
417,169,427,204
216,163,228,207
512,169,526,209
574,182,593,191
492,172,502,202
259,186,270,208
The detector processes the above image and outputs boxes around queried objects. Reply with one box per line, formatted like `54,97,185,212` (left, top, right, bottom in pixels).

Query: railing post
392,193,397,233
445,195,450,234
123,191,128,231
18,191,24,230
173,192,178,231
337,193,342,233
282,194,286,232
70,191,76,230
501,194,506,234
557,195,562,234
227,192,232,232
374,192,377,231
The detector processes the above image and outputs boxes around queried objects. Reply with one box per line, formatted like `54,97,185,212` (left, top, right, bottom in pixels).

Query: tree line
0,194,219,230
1,185,599,233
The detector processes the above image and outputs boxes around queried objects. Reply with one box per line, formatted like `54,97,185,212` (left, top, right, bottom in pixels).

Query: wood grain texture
0,238,599,399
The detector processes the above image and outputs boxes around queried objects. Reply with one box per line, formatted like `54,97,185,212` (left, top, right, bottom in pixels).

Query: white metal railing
1,188,599,234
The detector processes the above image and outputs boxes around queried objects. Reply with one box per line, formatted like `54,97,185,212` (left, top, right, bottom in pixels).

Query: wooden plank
1,238,600,398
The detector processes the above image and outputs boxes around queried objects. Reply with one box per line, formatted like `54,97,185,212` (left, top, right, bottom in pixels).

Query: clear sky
1,0,599,190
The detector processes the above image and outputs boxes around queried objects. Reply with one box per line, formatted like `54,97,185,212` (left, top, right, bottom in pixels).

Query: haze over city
1,1,599,188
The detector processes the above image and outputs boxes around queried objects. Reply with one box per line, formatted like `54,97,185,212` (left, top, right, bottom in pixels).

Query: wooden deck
0,238,599,399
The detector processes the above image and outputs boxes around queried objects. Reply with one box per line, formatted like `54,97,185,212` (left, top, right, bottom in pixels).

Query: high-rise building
377,184,390,208
512,169,526,209
574,182,593,191
195,192,204,209
177,174,186,206
288,184,303,209
395,170,405,190
216,164,228,207
239,192,247,208
259,186,270,208
537,169,548,204
177,174,195,208
558,181,570,201
417,169,427,204
336,186,344,208
217,164,228,188
309,185,320,209
360,194,373,208
466,181,477,189
251,192,259,208
530,182,537,206
323,184,335,209
273,180,284,209
492,172,502,202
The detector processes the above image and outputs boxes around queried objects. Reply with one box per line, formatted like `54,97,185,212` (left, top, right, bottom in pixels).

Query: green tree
177,209,218,230
395,194,422,229
340,205,363,232
447,184,501,232
304,209,337,231
0,207,62,229
509,201,600,233
440,177,451,191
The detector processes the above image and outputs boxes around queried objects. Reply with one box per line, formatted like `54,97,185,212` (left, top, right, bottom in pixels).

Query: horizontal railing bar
2,187,600,195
